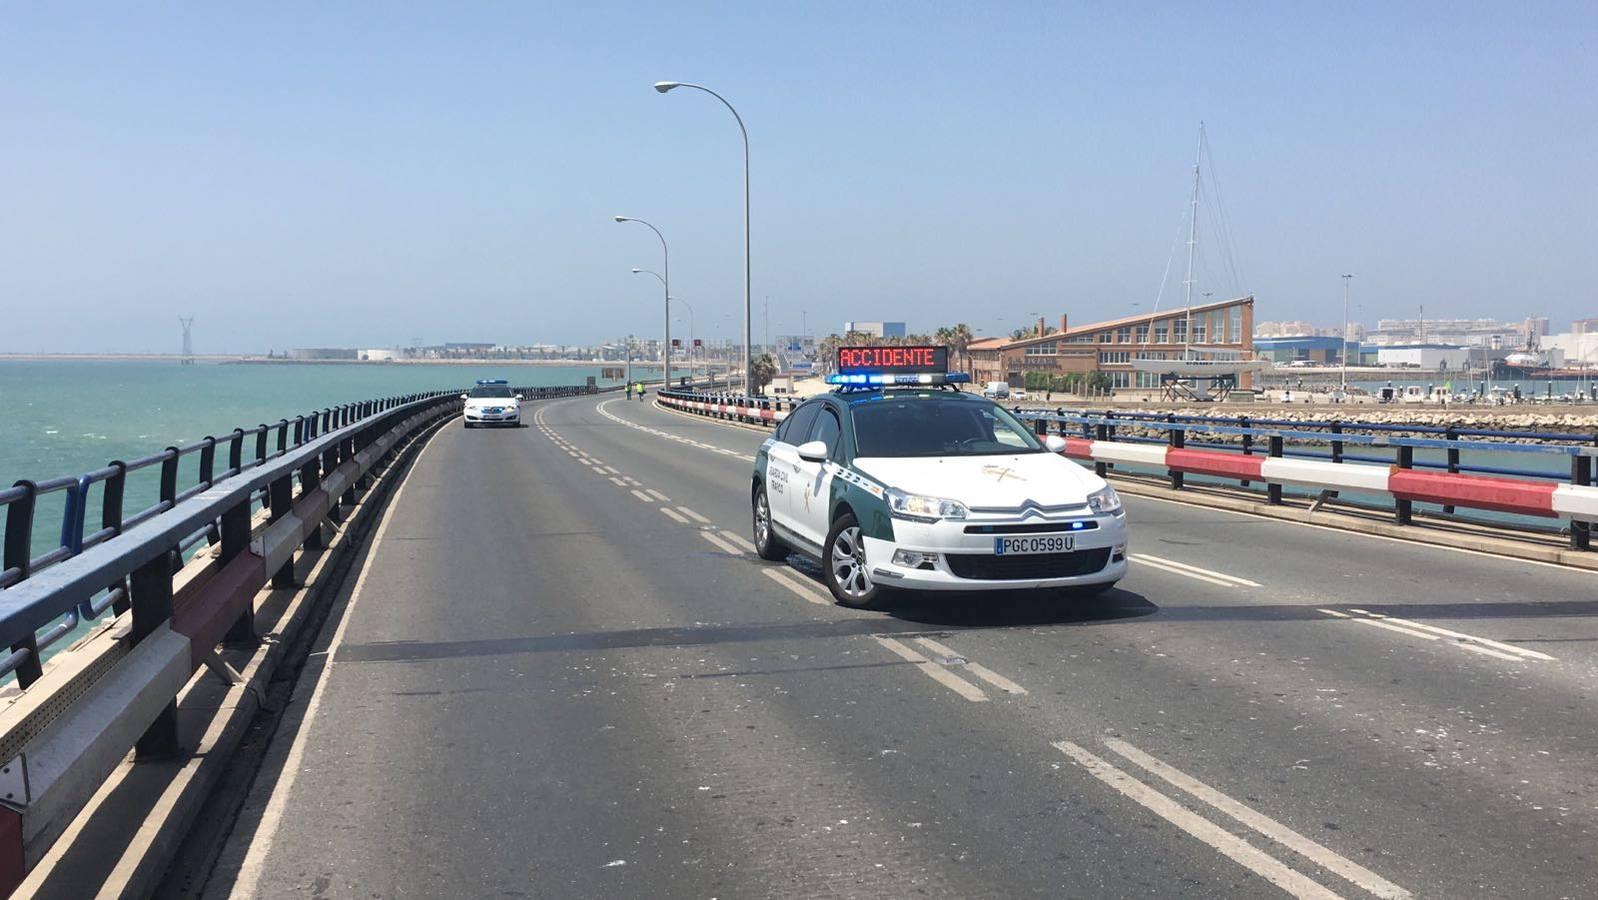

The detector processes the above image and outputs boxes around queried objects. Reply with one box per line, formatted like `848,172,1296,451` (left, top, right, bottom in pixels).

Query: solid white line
1359,613,1555,661
1317,608,1352,618
761,567,832,605
645,488,670,502
1132,553,1260,587
718,530,756,553
872,636,988,702
1103,737,1411,899
700,530,744,555
1351,618,1440,641
630,489,655,503
226,419,445,899
1054,741,1343,900
1457,643,1525,661
660,507,690,524
912,637,1028,695
1131,556,1237,588
677,506,712,524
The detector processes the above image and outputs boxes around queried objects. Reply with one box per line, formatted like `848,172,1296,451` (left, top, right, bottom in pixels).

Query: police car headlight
887,488,968,521
1087,485,1123,515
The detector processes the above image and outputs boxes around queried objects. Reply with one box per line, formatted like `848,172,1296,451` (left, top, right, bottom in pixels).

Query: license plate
994,534,1073,556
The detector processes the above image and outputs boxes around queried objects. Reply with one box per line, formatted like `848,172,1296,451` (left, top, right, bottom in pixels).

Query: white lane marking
1347,609,1555,661
566,451,580,458
1054,742,1344,900
225,414,446,898
1458,643,1525,661
1131,556,1236,588
1317,608,1352,618
645,489,670,502
1131,553,1260,587
761,567,832,606
631,489,656,503
598,467,618,475
872,636,988,702
596,398,758,463
660,507,690,525
911,637,1028,695
717,529,756,554
700,530,744,555
608,476,628,487
677,506,712,524
625,477,643,487
1350,617,1441,641
1103,738,1411,899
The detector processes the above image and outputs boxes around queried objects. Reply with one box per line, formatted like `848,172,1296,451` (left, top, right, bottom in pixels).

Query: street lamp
616,216,670,387
634,268,696,377
1341,274,1355,391
655,80,751,395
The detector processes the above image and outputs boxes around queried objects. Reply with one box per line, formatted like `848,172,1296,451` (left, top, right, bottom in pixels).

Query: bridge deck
201,393,1598,899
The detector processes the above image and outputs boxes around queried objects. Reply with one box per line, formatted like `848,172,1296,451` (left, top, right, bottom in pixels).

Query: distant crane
179,317,195,365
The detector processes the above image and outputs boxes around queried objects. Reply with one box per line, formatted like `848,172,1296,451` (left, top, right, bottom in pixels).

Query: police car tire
824,512,887,609
751,486,788,561
464,422,475,429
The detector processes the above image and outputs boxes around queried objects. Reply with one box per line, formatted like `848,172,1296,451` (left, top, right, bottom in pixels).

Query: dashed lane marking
911,637,1028,695
700,530,744,555
761,567,832,606
630,489,655,503
608,476,628,487
1333,608,1554,661
1101,738,1411,899
677,506,712,524
872,636,988,702
660,507,690,525
717,529,756,554
1131,553,1260,588
1054,742,1345,900
645,488,671,502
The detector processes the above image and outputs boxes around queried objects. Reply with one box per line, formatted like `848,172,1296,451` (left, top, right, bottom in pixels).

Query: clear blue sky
1,2,1593,352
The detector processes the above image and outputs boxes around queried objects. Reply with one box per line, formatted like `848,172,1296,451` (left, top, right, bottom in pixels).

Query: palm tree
751,353,779,394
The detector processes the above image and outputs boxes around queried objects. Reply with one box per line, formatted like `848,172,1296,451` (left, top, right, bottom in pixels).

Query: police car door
766,401,820,539
791,405,843,547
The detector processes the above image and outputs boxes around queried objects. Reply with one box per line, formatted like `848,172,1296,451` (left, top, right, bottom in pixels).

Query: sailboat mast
1182,124,1202,357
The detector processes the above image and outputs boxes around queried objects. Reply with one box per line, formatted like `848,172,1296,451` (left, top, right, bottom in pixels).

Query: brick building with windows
968,296,1256,390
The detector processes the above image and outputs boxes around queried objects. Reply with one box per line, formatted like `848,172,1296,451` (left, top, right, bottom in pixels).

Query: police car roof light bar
825,372,971,389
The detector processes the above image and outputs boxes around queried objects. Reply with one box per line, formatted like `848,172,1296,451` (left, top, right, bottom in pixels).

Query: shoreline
0,353,693,368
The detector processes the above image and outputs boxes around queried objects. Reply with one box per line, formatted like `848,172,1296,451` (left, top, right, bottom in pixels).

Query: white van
982,381,1011,399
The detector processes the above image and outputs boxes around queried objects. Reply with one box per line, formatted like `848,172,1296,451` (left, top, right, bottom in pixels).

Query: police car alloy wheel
825,512,885,608
752,486,788,561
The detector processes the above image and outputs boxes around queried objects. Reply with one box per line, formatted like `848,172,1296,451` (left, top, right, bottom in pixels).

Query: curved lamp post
615,216,669,387
633,269,695,376
654,81,750,394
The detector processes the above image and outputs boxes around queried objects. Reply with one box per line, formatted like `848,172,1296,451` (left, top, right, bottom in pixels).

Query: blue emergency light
475,379,509,385
825,372,971,386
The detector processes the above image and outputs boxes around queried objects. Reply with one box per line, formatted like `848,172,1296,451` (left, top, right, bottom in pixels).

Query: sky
1,1,1594,353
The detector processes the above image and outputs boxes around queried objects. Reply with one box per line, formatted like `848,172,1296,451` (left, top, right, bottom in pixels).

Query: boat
1130,124,1269,399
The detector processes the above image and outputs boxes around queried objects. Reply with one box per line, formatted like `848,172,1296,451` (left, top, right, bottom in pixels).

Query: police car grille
946,548,1111,580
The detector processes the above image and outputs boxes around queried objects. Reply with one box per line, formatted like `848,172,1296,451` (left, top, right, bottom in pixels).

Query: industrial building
967,296,1255,390
843,321,906,339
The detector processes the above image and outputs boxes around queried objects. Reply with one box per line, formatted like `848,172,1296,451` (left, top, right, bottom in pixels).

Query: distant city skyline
1,3,1594,353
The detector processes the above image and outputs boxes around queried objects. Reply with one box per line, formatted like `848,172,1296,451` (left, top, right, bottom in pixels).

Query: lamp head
630,268,643,273
654,81,681,93
614,215,629,223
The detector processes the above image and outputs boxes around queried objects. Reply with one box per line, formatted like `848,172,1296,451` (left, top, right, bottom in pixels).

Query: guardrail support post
1239,416,1252,487
268,475,296,588
3,482,44,687
1443,427,1460,514
1168,417,1184,490
1034,418,1047,438
1267,436,1284,505
1396,446,1414,525
1094,421,1109,477
220,500,257,644
1573,455,1592,552
300,458,325,550
129,552,180,760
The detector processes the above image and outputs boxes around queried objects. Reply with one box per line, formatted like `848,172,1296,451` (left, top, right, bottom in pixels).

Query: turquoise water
0,360,655,564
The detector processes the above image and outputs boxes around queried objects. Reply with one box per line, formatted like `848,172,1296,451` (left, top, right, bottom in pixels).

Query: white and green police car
750,364,1128,608
461,379,521,428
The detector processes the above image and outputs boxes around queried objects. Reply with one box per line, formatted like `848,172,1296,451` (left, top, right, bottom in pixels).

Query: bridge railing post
1267,435,1284,505
1239,416,1252,487
1443,427,1460,514
1168,416,1184,490
4,480,45,688
129,549,180,760
1395,445,1414,525
1574,453,1593,552
221,495,257,645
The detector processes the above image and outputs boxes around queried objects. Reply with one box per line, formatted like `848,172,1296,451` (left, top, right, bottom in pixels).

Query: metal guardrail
0,384,586,687
1016,409,1598,550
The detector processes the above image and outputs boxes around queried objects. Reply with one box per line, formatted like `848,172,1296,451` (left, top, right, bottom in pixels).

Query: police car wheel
751,486,787,561
824,513,885,609
464,422,475,429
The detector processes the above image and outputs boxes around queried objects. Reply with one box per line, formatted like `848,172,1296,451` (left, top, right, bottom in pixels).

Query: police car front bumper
860,511,1127,591
464,408,520,425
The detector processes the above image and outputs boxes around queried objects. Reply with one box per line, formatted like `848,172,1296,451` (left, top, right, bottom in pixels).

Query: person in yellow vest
635,381,645,401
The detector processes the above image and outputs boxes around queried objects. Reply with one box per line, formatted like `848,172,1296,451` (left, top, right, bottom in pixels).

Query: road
202,392,1598,899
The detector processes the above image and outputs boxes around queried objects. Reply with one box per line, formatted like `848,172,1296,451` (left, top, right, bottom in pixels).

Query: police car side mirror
1044,435,1067,453
459,393,468,400
797,440,829,463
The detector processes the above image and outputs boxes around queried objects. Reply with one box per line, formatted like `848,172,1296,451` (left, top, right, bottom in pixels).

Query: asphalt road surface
203,392,1598,899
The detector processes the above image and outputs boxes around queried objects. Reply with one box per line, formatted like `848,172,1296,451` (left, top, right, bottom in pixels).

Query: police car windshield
468,386,515,398
851,396,1043,458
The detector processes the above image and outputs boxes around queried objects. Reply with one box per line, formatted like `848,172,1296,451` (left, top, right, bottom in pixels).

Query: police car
751,347,1127,608
461,379,521,428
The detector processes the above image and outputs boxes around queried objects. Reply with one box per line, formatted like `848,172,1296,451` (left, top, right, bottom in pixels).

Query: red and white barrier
658,395,788,424
1059,436,1597,522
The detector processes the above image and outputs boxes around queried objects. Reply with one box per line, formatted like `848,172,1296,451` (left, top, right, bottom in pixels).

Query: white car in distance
462,379,522,428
